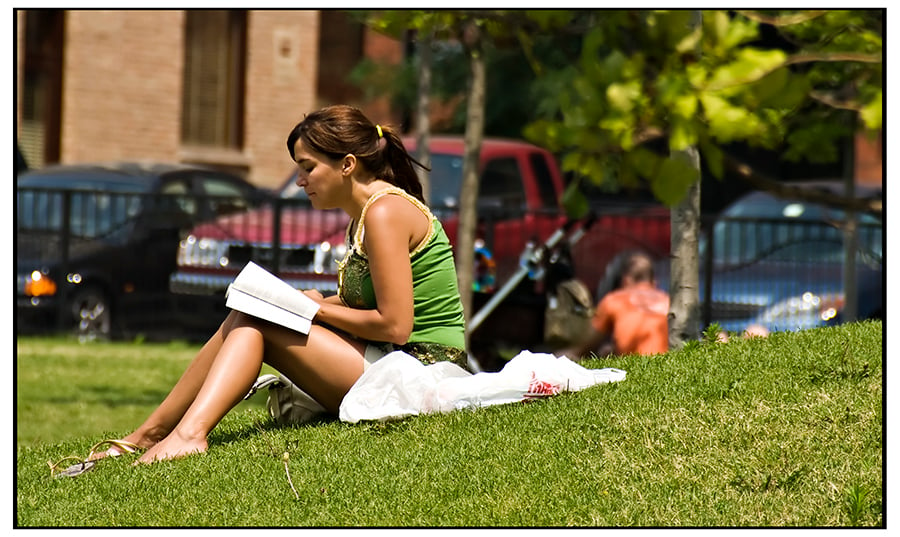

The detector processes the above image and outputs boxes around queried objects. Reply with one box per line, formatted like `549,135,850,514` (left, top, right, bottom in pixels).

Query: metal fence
16,187,883,338
689,212,883,332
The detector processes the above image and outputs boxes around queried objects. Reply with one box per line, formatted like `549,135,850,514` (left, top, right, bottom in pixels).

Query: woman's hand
303,289,325,303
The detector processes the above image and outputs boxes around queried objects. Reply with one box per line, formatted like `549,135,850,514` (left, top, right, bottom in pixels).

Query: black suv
16,162,268,339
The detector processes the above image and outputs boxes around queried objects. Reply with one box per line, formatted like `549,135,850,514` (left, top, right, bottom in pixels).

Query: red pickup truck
169,136,670,341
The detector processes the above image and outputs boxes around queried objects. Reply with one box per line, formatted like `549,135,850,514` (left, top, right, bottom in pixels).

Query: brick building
16,9,404,189
16,9,881,191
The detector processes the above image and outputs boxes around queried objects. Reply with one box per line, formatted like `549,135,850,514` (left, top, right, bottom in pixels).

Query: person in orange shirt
562,251,669,359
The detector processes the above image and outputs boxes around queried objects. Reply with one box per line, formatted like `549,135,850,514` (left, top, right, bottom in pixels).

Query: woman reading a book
94,105,467,465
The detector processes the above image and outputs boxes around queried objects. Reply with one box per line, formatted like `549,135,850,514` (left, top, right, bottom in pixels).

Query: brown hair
623,252,655,283
286,105,427,203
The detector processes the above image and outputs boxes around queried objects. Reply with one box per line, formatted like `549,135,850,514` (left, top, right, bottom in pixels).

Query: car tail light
25,271,57,297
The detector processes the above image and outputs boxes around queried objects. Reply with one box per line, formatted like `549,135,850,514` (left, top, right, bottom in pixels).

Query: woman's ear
341,154,357,176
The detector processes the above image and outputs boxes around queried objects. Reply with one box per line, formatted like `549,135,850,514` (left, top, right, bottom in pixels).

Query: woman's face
292,140,345,210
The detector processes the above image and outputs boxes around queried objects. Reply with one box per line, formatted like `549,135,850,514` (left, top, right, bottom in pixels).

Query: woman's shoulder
363,188,431,225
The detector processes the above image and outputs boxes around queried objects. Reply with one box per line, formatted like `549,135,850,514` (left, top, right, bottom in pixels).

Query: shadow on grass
39,385,174,407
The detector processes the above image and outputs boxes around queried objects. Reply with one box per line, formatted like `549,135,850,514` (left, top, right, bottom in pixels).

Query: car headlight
24,270,58,297
312,241,349,274
177,235,230,268
755,291,845,329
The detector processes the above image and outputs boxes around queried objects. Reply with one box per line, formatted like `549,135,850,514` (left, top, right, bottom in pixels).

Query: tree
523,9,882,346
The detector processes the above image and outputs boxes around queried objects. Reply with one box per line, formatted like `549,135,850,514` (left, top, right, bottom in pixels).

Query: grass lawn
15,321,883,527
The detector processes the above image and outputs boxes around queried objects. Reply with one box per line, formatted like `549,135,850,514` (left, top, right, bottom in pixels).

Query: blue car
658,182,882,334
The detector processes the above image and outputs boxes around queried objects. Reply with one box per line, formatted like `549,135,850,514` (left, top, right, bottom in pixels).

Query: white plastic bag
339,349,626,423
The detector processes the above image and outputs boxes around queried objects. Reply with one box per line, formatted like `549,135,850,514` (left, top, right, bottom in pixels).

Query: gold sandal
49,439,143,478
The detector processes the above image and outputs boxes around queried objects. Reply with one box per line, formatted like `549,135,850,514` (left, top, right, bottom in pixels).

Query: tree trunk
668,147,701,349
414,30,433,205
667,10,702,350
457,25,486,339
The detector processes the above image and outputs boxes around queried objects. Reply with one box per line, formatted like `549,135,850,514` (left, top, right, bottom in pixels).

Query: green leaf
625,147,662,181
675,24,702,53
720,14,760,49
700,93,763,142
561,181,590,219
655,10,700,49
607,81,641,112
598,50,628,83
860,90,882,130
671,94,698,120
669,118,698,152
756,70,809,109
748,67,789,105
705,10,731,47
649,152,701,206
709,48,786,90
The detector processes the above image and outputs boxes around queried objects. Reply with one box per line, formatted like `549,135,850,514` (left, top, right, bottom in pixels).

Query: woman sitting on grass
85,105,467,466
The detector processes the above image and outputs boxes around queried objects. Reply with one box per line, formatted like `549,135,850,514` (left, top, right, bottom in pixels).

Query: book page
225,286,313,334
228,261,320,320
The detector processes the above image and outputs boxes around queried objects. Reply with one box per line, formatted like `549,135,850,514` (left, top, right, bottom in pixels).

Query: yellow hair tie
375,124,383,139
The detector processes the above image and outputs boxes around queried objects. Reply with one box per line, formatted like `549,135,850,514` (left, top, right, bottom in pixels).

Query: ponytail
378,126,427,203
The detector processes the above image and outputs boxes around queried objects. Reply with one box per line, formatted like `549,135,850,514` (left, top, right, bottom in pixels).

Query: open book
225,261,321,334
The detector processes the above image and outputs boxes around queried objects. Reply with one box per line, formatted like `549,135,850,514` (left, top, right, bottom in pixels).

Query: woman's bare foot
135,430,208,464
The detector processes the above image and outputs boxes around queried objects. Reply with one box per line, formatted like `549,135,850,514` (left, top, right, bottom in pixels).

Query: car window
17,189,139,238
17,171,149,237
159,180,196,217
529,153,558,209
198,175,252,216
17,190,63,231
479,158,525,211
70,192,140,238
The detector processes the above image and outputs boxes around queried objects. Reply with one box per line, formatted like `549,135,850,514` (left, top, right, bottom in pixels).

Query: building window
21,9,64,168
181,10,246,149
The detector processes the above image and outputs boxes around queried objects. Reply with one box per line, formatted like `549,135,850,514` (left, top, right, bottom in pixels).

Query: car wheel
69,285,112,341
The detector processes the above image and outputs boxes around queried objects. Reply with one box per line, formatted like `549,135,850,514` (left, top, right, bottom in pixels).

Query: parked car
16,162,268,338
656,181,883,334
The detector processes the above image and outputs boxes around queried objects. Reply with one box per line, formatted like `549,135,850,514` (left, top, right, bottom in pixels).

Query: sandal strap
87,439,142,460
48,439,143,478
48,455,85,476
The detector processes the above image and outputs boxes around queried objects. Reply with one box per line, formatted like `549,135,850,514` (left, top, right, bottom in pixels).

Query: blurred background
15,9,883,354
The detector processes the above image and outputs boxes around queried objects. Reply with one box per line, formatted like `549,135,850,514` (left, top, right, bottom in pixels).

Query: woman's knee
221,311,264,337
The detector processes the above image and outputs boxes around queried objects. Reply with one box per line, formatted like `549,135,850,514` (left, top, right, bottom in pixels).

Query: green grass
16,321,883,527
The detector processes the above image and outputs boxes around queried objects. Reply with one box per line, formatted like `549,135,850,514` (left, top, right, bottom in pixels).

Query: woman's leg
137,315,368,463
260,321,368,413
91,312,240,460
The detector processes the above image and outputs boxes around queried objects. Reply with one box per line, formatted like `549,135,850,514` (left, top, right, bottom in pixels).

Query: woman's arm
308,195,427,344
303,290,344,306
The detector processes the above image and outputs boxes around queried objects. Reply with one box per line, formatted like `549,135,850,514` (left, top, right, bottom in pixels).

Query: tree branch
785,51,882,65
809,91,865,112
722,152,882,217
736,9,828,27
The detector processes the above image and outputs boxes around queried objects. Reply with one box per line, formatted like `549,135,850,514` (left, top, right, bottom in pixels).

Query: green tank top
338,187,467,367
